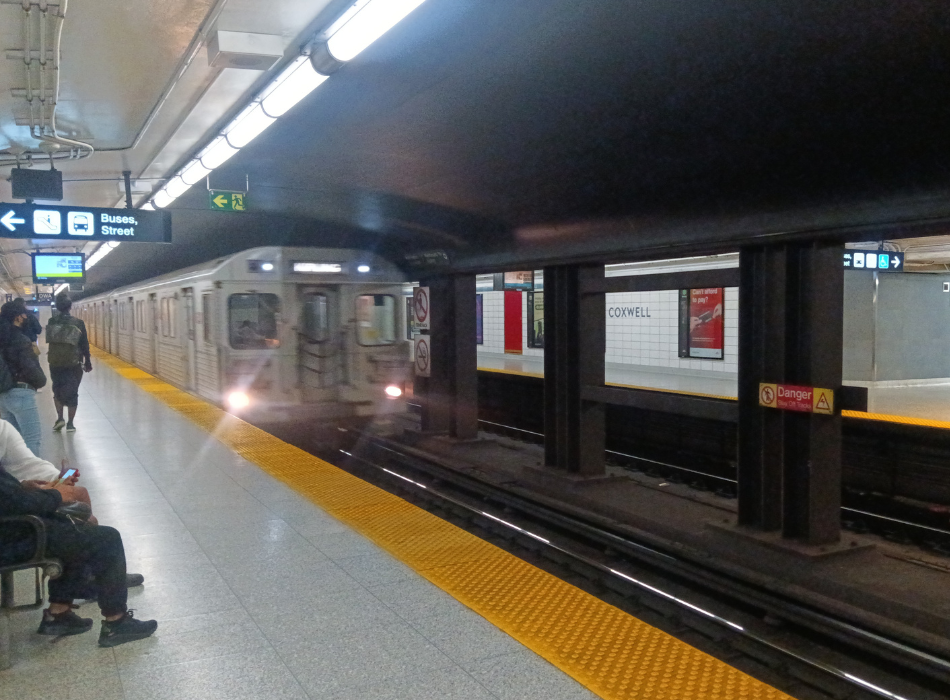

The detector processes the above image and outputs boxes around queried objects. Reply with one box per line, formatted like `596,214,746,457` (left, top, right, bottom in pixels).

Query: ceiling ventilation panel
207,31,284,71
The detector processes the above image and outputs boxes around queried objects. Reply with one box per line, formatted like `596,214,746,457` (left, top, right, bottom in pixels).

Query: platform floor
478,351,950,424
1,352,792,699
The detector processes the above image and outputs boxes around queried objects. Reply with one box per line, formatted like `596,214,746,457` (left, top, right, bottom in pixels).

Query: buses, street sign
0,203,170,242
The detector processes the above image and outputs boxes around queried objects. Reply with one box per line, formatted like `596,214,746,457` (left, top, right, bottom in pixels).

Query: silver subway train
77,247,411,422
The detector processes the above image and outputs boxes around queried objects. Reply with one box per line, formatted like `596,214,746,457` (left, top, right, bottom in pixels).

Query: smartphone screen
57,468,77,484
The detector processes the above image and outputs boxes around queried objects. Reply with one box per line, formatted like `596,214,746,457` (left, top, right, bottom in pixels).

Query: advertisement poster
476,294,483,345
527,292,544,348
687,288,724,359
503,271,534,291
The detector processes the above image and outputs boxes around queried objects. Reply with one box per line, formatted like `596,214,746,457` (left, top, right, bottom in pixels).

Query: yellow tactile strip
94,348,791,699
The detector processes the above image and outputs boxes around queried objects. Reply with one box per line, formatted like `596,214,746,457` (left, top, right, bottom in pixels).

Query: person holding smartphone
0,468,158,646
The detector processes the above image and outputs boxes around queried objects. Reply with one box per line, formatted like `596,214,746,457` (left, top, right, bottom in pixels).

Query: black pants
50,365,84,408
44,521,128,616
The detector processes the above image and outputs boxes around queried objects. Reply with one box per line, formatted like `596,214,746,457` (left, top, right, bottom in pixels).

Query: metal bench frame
0,515,63,670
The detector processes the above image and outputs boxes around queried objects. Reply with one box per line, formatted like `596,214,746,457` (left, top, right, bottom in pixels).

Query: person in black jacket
14,297,43,345
0,299,46,455
0,468,157,646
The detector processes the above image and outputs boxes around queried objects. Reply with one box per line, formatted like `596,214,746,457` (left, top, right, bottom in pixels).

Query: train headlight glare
227,391,250,409
261,262,274,271
357,264,371,273
385,385,402,398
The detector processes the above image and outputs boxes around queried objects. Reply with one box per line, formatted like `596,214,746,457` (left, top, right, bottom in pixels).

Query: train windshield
229,293,281,349
356,295,396,346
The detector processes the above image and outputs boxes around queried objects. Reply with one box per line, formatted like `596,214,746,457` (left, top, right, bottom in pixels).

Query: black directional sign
0,203,171,243
843,250,904,272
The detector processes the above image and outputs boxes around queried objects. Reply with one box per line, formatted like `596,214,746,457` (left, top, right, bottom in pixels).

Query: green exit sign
209,190,247,212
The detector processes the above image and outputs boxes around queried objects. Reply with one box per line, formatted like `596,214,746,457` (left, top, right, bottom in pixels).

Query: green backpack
46,317,83,367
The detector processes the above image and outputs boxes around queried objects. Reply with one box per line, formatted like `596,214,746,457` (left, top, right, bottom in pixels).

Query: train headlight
384,385,402,398
227,391,250,409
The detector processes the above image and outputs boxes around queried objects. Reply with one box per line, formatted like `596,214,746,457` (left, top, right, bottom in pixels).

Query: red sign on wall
759,383,834,415
688,288,724,359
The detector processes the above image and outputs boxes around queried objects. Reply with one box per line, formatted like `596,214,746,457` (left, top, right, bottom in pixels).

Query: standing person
0,299,47,454
15,297,43,353
47,293,92,433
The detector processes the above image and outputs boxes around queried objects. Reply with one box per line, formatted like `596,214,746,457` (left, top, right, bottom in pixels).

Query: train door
298,287,338,402
148,293,158,372
110,300,118,354
183,289,197,392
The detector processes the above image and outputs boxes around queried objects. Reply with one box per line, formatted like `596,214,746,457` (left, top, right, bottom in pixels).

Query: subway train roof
2,0,950,296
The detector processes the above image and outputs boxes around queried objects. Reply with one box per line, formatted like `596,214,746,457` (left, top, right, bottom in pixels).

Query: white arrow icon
892,257,901,269
0,210,25,232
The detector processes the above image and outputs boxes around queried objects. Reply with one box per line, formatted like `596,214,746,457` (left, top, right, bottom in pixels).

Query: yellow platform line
93,348,791,700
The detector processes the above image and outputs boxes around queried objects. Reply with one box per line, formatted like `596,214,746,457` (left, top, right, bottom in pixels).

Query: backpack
46,316,83,367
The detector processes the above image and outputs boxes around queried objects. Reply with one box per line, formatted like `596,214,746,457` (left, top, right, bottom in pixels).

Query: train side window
356,294,396,346
301,293,329,343
135,300,144,332
202,294,213,344
167,298,177,338
229,293,280,349
160,298,168,337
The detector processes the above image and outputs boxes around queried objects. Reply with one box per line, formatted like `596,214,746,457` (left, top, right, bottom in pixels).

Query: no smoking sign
414,335,431,377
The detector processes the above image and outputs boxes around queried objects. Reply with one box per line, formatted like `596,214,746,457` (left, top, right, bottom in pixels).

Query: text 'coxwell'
608,306,651,318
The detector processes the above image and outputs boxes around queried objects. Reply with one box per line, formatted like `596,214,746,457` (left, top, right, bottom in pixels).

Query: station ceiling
2,0,950,296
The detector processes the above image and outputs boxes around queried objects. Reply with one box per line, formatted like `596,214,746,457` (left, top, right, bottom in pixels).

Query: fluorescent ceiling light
152,190,173,208
180,159,212,186
261,58,329,117
225,103,275,148
164,176,190,199
140,202,155,211
86,241,119,269
327,0,428,62
54,283,69,295
200,136,239,169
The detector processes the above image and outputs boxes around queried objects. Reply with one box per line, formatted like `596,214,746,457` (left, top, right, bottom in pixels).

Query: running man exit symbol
208,190,248,212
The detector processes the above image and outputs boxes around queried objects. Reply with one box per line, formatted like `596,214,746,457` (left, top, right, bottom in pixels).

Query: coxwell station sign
0,203,171,243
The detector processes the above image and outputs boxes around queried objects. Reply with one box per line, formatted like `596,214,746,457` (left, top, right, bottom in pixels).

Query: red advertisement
688,288,724,359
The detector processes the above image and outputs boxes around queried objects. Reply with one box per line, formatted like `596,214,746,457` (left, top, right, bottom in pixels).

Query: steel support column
737,244,843,544
418,274,478,439
543,265,605,476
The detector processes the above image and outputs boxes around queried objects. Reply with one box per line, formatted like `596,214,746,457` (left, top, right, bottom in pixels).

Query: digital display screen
292,262,342,273
33,253,85,283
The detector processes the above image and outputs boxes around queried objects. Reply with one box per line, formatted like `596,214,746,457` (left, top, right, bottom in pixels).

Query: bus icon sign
67,212,93,235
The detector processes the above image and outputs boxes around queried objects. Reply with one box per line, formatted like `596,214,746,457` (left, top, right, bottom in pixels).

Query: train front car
217,247,411,428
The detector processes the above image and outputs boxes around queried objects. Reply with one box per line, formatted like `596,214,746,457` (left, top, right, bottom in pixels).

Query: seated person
0,468,157,646
0,418,144,586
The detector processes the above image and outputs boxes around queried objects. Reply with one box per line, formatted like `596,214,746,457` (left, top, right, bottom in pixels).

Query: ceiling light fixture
326,0,428,62
145,0,428,210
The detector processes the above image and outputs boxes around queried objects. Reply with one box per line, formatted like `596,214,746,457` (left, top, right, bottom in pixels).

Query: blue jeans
0,387,41,456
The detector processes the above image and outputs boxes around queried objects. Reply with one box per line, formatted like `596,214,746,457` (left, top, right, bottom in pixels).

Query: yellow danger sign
759,383,835,415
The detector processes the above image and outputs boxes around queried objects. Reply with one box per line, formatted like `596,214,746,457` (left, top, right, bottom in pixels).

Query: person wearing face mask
0,298,47,455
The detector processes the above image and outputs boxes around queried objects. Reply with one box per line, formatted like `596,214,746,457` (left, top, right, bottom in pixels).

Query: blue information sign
0,203,170,243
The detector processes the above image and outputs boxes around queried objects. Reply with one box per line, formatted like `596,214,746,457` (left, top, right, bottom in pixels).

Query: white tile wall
477,287,739,372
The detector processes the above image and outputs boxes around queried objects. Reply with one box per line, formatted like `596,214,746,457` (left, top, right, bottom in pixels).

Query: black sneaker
37,609,94,636
126,573,145,587
65,422,76,433
98,610,157,647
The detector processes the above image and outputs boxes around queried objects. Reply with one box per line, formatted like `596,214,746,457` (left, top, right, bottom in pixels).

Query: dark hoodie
0,320,46,390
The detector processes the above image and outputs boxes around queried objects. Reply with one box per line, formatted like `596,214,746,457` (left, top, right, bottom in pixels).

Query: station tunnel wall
844,271,950,383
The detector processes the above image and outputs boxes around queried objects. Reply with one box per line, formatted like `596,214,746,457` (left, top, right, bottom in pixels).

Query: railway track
327,430,950,700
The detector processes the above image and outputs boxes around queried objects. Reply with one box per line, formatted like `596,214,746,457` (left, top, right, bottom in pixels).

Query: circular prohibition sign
414,288,429,324
415,338,430,373
760,385,775,405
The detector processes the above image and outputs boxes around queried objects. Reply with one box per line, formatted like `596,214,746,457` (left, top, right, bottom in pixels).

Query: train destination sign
0,203,170,243
843,250,903,272
759,383,834,415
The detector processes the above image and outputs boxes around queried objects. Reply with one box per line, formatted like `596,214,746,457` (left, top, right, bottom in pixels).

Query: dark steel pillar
418,274,478,439
543,265,605,476
737,243,843,545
